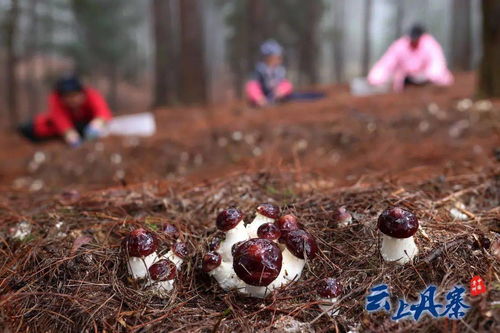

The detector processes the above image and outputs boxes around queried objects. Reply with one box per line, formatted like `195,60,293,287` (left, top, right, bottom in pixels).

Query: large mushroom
246,203,280,238
233,238,283,298
316,278,343,316
124,228,159,279
378,207,419,264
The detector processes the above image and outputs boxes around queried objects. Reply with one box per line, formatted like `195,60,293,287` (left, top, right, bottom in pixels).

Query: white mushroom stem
209,261,246,292
127,252,158,279
219,221,249,262
281,248,306,282
246,213,275,238
318,297,340,317
245,284,271,299
160,250,183,269
150,280,174,297
380,234,418,265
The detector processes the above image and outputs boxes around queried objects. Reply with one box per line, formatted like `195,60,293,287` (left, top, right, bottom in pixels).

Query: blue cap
55,75,83,95
260,39,283,56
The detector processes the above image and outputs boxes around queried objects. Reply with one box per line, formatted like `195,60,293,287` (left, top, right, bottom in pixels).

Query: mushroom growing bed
0,170,498,332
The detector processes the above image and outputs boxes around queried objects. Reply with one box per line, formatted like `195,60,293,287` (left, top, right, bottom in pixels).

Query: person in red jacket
19,75,112,147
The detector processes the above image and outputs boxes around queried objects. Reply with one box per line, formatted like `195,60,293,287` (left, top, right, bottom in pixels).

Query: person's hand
84,118,105,140
256,98,268,108
64,129,82,148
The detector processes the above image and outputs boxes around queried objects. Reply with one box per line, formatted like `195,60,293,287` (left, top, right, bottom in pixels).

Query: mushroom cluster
203,204,319,298
123,225,187,298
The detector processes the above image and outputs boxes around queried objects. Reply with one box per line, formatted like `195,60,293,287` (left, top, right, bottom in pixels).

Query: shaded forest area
0,0,486,126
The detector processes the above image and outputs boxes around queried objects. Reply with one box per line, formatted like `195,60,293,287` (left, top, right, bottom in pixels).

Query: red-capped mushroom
332,206,353,226
316,278,343,316
124,228,159,279
216,208,249,263
233,238,282,298
246,203,281,238
378,207,419,264
148,259,177,296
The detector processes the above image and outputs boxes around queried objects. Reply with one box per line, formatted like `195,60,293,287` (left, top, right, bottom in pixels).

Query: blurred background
0,0,485,126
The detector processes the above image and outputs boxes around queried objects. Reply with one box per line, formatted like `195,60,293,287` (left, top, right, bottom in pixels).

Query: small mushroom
233,238,283,298
257,222,281,241
124,228,159,279
159,241,188,269
332,206,352,226
162,223,180,240
378,207,419,264
281,229,319,282
148,259,177,297
202,251,242,290
275,214,299,243
316,278,343,316
246,203,281,238
216,208,249,262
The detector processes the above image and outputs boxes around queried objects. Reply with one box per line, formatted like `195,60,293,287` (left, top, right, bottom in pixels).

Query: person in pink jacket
368,25,453,92
246,40,294,107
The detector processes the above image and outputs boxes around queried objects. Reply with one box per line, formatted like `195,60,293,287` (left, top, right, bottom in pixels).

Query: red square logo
470,276,486,296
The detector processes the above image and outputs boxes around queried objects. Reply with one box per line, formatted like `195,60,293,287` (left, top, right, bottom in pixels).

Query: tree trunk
395,0,404,39
247,0,268,71
332,0,345,83
361,0,373,75
478,0,500,98
151,0,170,107
27,0,40,116
179,0,206,104
5,0,20,126
451,0,472,70
298,1,321,85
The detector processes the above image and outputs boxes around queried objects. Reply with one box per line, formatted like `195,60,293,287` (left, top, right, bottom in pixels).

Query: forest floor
0,73,499,332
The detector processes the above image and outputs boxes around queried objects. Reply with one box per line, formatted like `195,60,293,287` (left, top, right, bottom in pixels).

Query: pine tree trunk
478,0,500,98
152,0,170,107
361,0,373,75
451,0,472,70
298,1,321,85
179,0,206,104
247,0,268,70
5,0,20,127
27,0,40,116
395,0,404,39
332,0,345,83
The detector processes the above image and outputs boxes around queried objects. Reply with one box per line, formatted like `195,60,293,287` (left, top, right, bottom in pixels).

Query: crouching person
19,75,112,148
245,39,293,107
368,24,453,92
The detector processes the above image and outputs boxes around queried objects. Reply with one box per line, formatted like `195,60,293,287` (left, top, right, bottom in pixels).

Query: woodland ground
0,73,498,332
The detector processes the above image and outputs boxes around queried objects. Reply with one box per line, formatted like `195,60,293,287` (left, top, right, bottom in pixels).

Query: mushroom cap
216,208,244,232
316,278,343,298
202,252,222,272
233,238,283,286
208,235,222,251
256,203,281,219
285,229,319,259
125,228,158,257
378,207,419,238
332,206,351,223
162,223,180,240
257,222,281,240
149,259,177,281
172,242,188,258
275,214,300,243
276,214,299,232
